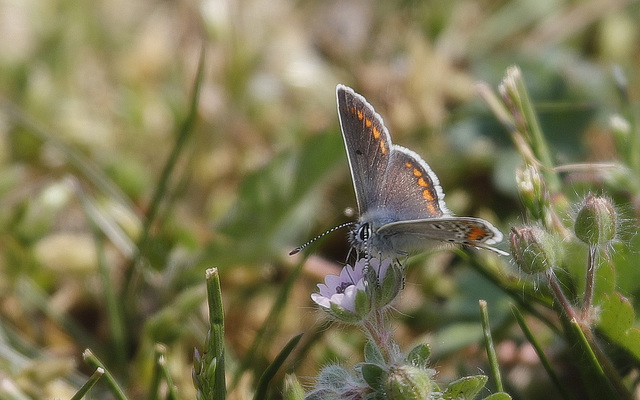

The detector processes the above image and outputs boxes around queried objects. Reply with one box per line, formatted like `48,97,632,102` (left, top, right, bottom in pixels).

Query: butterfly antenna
289,222,356,255
362,225,372,271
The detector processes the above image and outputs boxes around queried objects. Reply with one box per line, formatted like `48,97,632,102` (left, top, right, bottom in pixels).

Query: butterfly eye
357,223,370,242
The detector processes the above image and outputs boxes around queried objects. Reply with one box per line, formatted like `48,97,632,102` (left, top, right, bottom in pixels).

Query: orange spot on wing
423,189,435,201
405,162,413,168
413,168,422,177
426,202,438,215
418,177,428,187
356,109,364,121
379,140,387,154
365,118,372,128
372,126,381,139
467,226,487,241
349,106,355,115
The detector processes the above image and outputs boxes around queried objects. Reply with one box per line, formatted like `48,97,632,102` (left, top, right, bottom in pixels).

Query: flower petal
316,283,333,298
339,285,357,312
311,293,331,309
324,273,344,292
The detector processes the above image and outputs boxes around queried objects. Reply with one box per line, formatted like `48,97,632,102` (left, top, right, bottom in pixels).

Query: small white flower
311,257,401,324
311,259,367,313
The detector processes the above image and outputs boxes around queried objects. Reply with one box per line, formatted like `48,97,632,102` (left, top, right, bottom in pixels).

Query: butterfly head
349,221,371,253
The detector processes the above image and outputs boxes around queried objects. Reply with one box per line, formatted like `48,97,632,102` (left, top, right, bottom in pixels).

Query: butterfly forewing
337,85,392,215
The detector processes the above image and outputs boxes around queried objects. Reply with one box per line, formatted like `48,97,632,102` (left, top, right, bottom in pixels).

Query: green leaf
482,393,512,400
443,375,488,400
360,363,386,390
364,341,385,365
328,301,361,324
354,288,372,319
406,344,431,367
598,292,640,360
612,234,640,295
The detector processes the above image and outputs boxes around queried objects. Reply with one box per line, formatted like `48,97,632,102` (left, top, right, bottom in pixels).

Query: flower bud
384,365,433,400
307,364,368,400
574,195,617,246
516,164,549,220
510,226,558,275
283,374,305,400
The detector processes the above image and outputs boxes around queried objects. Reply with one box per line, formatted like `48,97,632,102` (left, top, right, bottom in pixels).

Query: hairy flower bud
283,374,304,400
384,365,432,400
574,195,617,246
510,226,558,275
516,164,549,220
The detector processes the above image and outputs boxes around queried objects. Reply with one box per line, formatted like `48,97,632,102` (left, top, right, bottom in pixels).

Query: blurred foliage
0,0,639,399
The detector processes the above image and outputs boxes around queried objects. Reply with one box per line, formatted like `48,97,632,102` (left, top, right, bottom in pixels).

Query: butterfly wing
378,145,450,222
336,85,392,215
377,216,505,253
337,85,504,256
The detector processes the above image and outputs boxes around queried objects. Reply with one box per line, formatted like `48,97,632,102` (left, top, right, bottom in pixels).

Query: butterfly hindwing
377,217,503,245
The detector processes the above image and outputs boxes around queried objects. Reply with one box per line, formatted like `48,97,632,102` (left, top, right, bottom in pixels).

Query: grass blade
70,367,104,400
253,333,303,400
83,349,128,400
192,268,227,400
230,261,304,390
479,300,503,392
510,304,570,400
123,45,206,300
75,180,127,370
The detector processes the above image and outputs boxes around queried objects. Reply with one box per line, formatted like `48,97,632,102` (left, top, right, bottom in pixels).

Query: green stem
581,245,598,321
569,321,632,400
205,268,227,400
612,66,640,174
148,344,164,400
157,346,179,400
363,314,391,363
511,305,571,400
70,367,105,400
479,300,503,392
509,66,562,192
548,274,633,399
545,269,579,322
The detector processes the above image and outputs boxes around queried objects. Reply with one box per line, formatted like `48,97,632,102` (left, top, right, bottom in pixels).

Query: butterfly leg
394,252,409,289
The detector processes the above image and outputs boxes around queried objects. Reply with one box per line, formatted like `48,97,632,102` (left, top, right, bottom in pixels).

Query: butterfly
291,85,506,257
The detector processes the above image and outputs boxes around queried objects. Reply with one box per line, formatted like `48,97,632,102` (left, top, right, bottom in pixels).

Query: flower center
336,281,354,294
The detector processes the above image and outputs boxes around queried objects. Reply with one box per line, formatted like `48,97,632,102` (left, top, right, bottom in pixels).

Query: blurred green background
0,0,639,398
